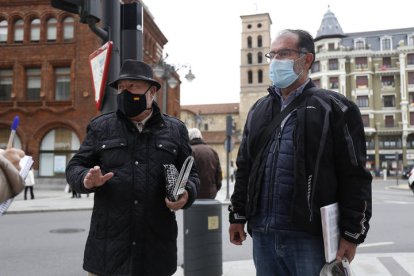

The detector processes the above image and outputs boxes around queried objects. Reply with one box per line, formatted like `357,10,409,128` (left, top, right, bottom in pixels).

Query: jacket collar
190,138,205,145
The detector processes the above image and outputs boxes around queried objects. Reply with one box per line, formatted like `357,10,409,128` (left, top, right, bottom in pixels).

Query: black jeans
24,186,34,200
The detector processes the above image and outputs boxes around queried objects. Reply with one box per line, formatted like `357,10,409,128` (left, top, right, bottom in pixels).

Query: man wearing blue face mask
229,29,372,275
66,60,199,276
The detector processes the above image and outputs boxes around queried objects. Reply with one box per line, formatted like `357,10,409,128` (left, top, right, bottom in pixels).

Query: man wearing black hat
66,60,199,276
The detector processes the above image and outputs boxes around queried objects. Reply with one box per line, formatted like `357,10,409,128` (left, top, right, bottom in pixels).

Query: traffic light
51,0,101,24
226,115,233,136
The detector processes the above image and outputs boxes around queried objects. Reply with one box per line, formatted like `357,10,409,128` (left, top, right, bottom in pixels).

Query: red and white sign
89,41,113,110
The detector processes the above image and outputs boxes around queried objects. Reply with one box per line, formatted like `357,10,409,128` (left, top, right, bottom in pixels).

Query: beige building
311,9,414,174
181,103,240,177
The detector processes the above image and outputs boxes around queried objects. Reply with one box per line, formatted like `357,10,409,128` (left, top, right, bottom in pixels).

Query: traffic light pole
100,1,120,114
121,2,143,62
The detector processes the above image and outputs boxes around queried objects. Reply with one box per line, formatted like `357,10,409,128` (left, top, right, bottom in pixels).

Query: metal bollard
183,199,222,276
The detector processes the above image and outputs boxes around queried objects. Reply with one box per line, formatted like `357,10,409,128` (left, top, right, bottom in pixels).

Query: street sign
89,41,113,110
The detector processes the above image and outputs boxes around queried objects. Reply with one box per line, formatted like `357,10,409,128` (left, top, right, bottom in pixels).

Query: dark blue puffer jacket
250,112,298,232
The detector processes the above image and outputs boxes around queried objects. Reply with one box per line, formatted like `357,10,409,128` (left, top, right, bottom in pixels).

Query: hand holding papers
164,156,194,202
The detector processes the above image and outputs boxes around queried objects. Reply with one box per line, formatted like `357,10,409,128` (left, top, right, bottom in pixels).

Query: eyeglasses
265,49,307,60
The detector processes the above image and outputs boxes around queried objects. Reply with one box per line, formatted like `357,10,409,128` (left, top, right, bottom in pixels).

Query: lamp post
153,58,195,114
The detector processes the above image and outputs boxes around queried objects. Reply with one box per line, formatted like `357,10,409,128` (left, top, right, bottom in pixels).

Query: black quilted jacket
66,104,199,276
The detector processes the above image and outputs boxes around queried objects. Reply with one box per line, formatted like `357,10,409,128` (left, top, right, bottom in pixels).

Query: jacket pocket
154,138,178,164
98,138,129,169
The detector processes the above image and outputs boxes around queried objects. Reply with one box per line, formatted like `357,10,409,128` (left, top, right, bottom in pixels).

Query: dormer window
354,38,365,50
408,33,414,46
381,36,392,51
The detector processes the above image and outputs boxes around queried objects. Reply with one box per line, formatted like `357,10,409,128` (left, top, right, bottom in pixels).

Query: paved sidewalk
4,180,412,276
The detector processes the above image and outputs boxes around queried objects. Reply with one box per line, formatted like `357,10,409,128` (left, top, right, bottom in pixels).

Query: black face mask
117,89,150,117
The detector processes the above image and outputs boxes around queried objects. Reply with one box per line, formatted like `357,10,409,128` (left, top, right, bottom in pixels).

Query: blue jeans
252,230,325,276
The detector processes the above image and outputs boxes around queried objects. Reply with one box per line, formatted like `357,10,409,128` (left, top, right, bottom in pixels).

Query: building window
203,123,208,131
26,68,41,100
39,128,79,176
409,92,414,104
55,67,71,101
407,133,414,148
361,114,369,127
409,34,414,46
366,137,375,150
410,112,414,125
258,70,263,83
355,57,367,69
248,70,253,84
313,79,320,88
30,18,40,42
329,77,338,89
247,53,252,64
381,76,394,87
383,95,395,107
384,115,394,128
257,52,263,64
408,72,414,85
0,69,13,101
46,18,57,41
354,39,365,50
328,59,338,70
0,20,7,43
379,136,401,148
381,37,392,50
356,76,368,88
407,54,414,65
247,36,252,48
328,43,335,50
257,35,262,47
383,57,391,68
311,61,320,73
14,19,24,43
356,96,369,107
317,45,323,53
63,17,74,41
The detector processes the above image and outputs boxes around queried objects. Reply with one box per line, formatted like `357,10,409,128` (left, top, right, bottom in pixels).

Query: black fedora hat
109,60,161,91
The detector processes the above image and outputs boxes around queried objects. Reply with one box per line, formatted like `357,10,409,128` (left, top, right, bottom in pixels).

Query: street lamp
153,58,195,114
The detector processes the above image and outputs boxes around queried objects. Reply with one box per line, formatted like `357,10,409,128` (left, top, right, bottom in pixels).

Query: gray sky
145,0,414,105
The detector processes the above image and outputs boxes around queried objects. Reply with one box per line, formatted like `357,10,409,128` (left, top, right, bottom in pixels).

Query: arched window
39,128,79,176
258,70,263,83
247,53,252,64
247,36,252,48
257,52,263,64
0,20,8,43
257,35,262,47
248,70,253,84
63,17,74,41
14,19,24,43
30,18,40,42
0,128,22,149
46,18,57,41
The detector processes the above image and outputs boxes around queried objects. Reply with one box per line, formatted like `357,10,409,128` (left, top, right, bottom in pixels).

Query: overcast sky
145,0,414,105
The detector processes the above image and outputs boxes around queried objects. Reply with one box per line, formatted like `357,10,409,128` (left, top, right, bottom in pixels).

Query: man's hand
336,238,357,263
83,166,114,189
229,223,247,245
0,148,25,171
165,190,188,211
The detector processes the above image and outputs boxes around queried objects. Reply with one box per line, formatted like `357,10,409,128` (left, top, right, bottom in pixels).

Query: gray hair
188,128,202,140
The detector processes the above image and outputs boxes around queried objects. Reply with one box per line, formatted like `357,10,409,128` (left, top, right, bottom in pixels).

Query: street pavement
4,179,413,276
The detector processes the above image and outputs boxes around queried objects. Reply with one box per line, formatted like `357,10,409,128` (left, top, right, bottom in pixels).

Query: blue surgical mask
269,59,301,88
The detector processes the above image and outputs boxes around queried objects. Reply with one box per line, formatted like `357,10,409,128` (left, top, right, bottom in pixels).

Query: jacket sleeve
65,123,100,194
214,150,223,191
228,106,255,224
332,98,372,244
176,123,199,209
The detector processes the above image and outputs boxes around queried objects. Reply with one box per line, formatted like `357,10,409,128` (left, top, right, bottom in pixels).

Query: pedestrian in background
229,29,372,275
188,128,222,199
66,60,199,276
24,168,35,200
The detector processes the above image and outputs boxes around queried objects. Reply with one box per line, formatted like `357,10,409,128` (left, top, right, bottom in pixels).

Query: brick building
0,0,180,180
